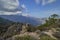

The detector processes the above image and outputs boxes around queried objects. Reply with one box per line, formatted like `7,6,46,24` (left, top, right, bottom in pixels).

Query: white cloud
47,0,56,3
0,11,17,15
35,0,41,4
42,0,46,5
0,0,19,11
35,0,56,5
42,8,60,17
21,13,30,17
0,0,29,16
21,4,27,9
0,11,22,15
0,0,21,15
42,0,56,5
21,5,30,17
16,11,22,14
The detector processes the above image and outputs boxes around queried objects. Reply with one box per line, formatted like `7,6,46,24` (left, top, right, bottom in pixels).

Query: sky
0,0,60,18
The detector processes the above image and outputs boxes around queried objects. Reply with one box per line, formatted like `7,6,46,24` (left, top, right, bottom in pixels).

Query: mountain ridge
0,15,45,26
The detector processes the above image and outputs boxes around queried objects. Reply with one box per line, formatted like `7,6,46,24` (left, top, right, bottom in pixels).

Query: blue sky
0,0,60,18
19,0,60,18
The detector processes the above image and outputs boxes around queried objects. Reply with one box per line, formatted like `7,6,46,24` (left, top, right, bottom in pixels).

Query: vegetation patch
15,35,37,40
40,35,56,40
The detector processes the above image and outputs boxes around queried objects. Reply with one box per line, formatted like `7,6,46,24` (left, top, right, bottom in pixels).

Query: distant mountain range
0,15,45,26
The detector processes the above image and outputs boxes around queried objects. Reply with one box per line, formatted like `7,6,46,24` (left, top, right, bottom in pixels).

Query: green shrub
27,26,36,32
37,24,50,31
40,35,56,40
15,35,37,40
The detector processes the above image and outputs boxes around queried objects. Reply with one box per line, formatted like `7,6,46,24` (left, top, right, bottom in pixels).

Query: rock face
53,32,60,38
0,37,3,40
20,24,29,33
2,23,29,40
3,23,22,39
6,32,40,40
0,17,31,40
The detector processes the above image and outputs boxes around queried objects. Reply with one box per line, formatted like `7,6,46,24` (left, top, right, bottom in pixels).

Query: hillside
0,15,45,26
0,17,22,39
0,17,14,37
0,14,60,40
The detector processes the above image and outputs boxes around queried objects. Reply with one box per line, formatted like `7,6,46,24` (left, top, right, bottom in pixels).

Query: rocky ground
0,23,60,40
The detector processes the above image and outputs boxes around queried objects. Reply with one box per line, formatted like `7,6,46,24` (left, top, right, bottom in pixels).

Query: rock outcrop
2,23,29,40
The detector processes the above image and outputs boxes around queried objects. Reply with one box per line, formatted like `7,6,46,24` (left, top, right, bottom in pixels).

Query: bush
37,24,50,31
27,26,36,32
15,35,37,40
40,35,56,40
